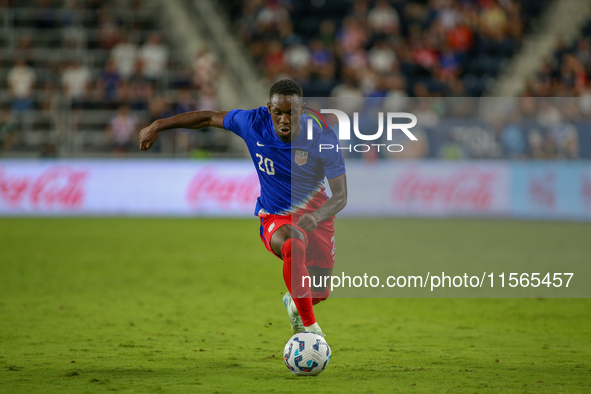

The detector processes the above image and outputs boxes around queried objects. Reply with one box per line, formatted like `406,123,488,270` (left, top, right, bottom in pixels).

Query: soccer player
139,79,347,336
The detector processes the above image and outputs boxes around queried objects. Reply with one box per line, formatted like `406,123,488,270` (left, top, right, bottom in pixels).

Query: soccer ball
283,332,331,376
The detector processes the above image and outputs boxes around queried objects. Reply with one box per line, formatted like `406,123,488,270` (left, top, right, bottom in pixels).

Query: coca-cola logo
0,166,88,209
392,167,497,209
186,166,259,210
528,171,555,209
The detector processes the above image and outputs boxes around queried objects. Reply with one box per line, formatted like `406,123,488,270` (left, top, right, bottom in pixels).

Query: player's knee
312,286,330,305
312,282,330,297
271,225,306,257
274,225,305,244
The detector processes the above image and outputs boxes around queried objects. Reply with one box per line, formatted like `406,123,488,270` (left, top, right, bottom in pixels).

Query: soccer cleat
282,292,305,334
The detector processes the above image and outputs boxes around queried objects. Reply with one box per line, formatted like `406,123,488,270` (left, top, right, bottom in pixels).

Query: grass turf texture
0,218,589,393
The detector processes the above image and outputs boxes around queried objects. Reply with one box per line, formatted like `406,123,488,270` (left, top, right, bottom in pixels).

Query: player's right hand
139,123,159,151
297,213,319,232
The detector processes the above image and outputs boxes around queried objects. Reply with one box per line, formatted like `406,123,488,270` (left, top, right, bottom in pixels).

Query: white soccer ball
283,332,331,376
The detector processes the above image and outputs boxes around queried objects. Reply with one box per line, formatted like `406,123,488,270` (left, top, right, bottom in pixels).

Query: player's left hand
297,213,318,232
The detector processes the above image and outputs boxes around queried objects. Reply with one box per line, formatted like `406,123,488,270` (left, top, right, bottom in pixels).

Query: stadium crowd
524,17,591,99
219,0,590,159
223,0,549,98
1,0,221,155
2,0,590,159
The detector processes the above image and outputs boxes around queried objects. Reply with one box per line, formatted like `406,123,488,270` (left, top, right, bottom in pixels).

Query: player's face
267,94,304,142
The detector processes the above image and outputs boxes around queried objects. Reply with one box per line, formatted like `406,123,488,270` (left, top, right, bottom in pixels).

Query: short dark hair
269,79,303,99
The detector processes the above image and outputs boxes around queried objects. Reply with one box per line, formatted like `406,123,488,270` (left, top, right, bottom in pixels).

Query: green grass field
1,218,590,393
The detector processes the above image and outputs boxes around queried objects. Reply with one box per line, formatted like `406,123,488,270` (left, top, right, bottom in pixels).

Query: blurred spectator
528,130,545,159
575,38,591,67
563,135,580,159
121,62,154,111
529,17,591,98
338,17,368,55
536,101,561,125
579,87,591,115
62,0,83,26
98,12,120,50
309,39,333,70
480,1,508,37
447,18,474,53
61,61,91,104
435,0,461,30
367,0,399,36
414,99,440,129
193,48,217,89
411,34,439,73
500,118,526,158
98,59,122,103
263,41,287,80
138,33,169,82
2,0,584,160
7,59,36,113
438,46,461,80
111,34,138,80
343,48,369,72
105,105,137,155
549,122,579,159
224,0,536,98
286,43,311,70
368,40,397,74
256,0,289,31
0,0,230,157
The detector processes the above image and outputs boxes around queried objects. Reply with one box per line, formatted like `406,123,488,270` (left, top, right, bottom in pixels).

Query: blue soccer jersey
222,106,346,216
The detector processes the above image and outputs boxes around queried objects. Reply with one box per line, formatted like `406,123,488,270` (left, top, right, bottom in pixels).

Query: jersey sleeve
318,127,346,179
222,109,255,140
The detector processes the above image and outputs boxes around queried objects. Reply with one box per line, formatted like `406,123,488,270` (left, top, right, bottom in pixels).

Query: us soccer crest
294,150,308,166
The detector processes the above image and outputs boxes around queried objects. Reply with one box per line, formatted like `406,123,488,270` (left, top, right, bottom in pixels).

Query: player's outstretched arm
139,110,229,151
297,173,348,232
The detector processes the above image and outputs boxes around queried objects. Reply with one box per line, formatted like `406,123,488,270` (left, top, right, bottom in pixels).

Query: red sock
312,289,330,305
282,239,316,326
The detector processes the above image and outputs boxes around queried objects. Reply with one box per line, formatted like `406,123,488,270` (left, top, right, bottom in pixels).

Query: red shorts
259,214,336,269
